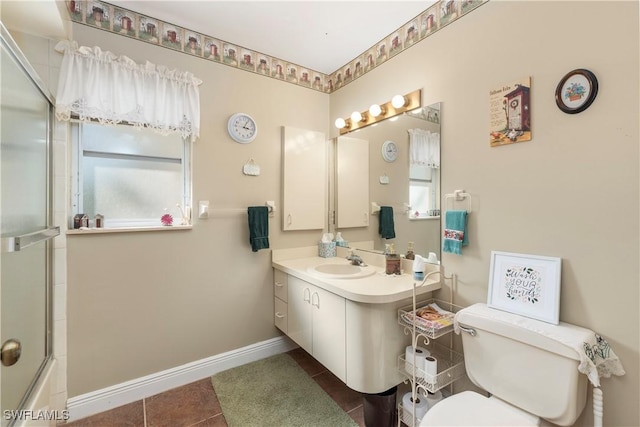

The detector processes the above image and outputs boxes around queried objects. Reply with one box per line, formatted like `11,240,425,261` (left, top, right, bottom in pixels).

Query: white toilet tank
457,303,588,426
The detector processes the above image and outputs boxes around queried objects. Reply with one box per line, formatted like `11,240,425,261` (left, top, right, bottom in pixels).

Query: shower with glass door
0,23,59,425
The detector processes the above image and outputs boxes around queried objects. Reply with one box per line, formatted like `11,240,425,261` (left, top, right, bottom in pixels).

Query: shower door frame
0,22,56,423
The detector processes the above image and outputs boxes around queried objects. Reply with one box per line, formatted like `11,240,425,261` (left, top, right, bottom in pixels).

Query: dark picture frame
555,69,598,114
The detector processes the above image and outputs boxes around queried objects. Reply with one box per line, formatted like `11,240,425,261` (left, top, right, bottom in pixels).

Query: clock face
382,140,398,162
228,113,257,143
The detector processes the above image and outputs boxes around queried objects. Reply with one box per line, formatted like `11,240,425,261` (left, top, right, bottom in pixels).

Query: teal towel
443,210,468,255
378,206,396,239
248,206,269,252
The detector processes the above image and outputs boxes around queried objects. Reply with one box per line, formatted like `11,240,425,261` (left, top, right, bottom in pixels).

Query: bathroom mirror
330,102,441,260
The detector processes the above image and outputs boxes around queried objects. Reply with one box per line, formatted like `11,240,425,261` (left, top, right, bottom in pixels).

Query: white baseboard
66,336,297,421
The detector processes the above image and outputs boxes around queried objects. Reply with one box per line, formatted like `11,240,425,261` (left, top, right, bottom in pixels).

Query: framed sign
555,69,598,114
489,77,531,147
487,251,561,324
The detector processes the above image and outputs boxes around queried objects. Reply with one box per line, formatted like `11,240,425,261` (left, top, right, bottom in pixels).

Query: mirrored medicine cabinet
329,102,442,259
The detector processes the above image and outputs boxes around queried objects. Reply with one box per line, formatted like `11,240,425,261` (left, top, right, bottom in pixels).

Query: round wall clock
227,113,257,143
555,69,598,114
381,140,398,162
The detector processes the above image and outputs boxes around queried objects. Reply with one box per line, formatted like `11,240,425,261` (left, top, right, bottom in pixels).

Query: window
71,122,191,228
409,164,438,219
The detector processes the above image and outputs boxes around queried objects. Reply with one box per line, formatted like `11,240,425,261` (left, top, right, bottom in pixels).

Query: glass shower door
0,27,57,425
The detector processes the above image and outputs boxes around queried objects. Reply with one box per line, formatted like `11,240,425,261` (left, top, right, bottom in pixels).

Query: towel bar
209,201,275,217
371,202,411,215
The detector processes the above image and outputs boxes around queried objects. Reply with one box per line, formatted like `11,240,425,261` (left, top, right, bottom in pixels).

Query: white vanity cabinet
272,253,443,394
286,275,346,381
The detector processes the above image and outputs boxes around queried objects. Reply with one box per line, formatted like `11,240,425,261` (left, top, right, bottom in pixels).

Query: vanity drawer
274,297,288,333
274,269,288,302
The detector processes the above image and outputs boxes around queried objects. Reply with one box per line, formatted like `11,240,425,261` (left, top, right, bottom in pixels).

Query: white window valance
54,40,201,142
409,128,440,168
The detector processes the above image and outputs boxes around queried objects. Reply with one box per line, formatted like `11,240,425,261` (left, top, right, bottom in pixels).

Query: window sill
409,215,440,221
67,225,193,235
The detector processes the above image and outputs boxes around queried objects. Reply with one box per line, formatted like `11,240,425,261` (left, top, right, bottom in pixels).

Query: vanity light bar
335,89,422,135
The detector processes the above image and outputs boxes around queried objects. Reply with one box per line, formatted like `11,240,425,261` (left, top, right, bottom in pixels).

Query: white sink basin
307,263,376,279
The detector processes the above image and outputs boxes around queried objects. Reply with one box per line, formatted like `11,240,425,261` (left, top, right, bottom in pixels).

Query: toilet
420,303,589,426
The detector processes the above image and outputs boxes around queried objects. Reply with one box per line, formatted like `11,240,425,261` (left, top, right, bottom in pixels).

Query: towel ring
445,190,471,212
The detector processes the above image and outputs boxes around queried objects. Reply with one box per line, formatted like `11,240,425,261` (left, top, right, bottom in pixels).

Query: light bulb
391,94,406,108
350,111,363,122
369,104,382,117
334,117,346,129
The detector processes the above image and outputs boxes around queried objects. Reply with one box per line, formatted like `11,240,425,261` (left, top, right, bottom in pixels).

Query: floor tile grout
347,403,363,414
310,369,329,378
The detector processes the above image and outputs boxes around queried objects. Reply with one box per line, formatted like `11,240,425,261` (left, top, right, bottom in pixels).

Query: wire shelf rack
398,340,466,394
398,298,461,339
397,403,419,427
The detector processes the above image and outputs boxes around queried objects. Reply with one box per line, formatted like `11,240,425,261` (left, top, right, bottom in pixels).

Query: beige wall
331,1,639,426
66,24,329,396
62,1,638,426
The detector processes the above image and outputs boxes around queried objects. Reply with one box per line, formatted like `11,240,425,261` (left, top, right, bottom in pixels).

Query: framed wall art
555,68,598,114
487,251,562,324
489,77,532,147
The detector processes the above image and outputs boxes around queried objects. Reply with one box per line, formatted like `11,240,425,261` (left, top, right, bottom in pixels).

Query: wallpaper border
65,0,488,93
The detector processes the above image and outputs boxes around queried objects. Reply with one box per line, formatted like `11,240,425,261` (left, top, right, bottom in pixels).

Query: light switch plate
199,201,209,219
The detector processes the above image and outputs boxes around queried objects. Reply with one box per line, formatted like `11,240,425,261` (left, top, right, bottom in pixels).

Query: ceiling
1,1,69,40
2,1,436,75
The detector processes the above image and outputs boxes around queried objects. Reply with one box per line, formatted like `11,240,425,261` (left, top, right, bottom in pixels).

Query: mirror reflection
332,102,441,261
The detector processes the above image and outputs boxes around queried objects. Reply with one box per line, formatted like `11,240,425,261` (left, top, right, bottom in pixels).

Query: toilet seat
419,391,540,426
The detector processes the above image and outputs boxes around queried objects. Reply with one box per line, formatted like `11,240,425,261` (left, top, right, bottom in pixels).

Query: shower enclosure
0,24,58,425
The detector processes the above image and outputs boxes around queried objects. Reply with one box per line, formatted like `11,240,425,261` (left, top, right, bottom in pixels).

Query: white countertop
272,255,441,304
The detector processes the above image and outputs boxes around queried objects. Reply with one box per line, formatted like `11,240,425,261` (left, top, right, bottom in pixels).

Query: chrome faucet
347,251,365,266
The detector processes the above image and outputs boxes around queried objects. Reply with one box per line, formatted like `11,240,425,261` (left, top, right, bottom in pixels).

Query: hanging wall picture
489,76,531,147
555,69,598,114
487,251,561,324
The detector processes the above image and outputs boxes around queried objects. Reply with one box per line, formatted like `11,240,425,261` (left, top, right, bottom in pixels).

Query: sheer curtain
55,40,201,142
408,128,440,168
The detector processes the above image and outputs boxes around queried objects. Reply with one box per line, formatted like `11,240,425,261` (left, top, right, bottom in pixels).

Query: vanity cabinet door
336,136,369,228
285,274,346,382
287,275,312,353
282,126,326,231
311,287,346,382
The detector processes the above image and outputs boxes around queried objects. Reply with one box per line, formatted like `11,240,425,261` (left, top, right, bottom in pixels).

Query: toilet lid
419,391,539,426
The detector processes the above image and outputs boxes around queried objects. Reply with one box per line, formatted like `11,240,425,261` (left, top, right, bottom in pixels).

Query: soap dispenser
385,243,401,275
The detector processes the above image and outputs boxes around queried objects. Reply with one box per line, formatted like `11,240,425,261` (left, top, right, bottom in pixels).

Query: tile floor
61,348,366,427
